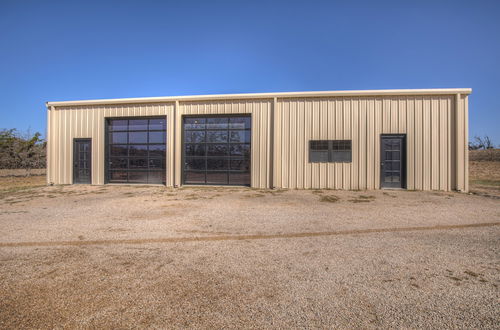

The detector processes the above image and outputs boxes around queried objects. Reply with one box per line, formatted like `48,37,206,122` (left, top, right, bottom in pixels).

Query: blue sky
1,0,499,143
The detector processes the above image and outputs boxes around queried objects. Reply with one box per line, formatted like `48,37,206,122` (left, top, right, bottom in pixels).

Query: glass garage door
106,117,166,184
183,116,251,186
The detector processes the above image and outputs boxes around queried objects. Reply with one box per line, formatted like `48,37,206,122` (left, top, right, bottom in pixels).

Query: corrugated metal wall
176,99,272,188
274,95,467,191
47,93,468,191
47,103,174,185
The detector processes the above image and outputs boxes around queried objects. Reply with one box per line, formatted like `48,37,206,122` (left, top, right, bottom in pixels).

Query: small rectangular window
309,140,352,163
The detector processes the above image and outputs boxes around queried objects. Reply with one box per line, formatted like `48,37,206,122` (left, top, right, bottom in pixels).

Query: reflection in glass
129,158,148,168
185,158,206,170
149,131,165,144
129,145,148,156
185,171,205,184
129,132,148,144
207,159,228,170
229,130,251,143
110,120,128,131
184,118,205,129
110,145,128,156
185,144,205,156
207,144,228,156
129,119,148,130
149,145,166,157
229,117,251,129
185,131,205,143
207,131,228,143
206,117,229,129
110,158,128,169
110,132,127,144
206,172,228,184
230,144,250,157
149,119,166,130
128,171,149,183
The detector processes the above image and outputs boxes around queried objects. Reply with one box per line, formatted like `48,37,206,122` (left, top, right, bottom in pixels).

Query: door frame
73,138,92,184
380,134,406,189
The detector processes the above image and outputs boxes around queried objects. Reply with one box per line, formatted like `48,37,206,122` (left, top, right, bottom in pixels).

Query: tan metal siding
47,103,174,185
274,95,457,190
47,91,468,192
175,99,272,189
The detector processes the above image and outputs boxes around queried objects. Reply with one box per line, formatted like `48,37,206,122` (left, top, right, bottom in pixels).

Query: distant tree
0,129,46,174
469,135,494,150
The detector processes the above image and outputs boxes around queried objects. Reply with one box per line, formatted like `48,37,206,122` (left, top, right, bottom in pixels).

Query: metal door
73,139,91,184
380,135,406,189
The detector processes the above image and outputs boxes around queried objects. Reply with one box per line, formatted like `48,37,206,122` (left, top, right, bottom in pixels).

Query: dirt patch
319,195,339,203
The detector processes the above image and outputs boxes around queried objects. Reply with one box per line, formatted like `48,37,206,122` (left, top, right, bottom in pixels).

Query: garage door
106,117,166,184
183,116,251,186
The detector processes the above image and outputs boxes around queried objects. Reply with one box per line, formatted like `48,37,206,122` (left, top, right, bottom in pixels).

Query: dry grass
469,161,500,198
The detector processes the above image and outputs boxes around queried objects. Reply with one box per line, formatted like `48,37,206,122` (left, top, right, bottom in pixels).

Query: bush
0,129,46,173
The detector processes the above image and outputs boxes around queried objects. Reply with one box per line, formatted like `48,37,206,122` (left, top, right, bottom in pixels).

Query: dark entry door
73,139,91,184
380,135,406,189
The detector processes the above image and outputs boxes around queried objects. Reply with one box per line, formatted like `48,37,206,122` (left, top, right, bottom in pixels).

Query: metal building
46,88,471,192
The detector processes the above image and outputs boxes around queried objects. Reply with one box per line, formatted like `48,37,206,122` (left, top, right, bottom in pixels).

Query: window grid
309,140,352,163
106,118,166,184
183,116,251,185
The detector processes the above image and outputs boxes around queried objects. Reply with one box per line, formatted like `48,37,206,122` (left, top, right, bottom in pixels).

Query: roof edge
46,88,472,108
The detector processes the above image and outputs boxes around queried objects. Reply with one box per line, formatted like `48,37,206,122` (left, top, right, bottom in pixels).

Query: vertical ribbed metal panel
175,99,272,189
47,103,174,185
274,95,457,191
47,93,467,191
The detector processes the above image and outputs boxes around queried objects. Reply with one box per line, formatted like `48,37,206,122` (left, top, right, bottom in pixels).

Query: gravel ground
0,184,499,328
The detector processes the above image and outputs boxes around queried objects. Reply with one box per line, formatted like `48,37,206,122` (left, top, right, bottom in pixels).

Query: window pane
109,171,127,182
185,131,205,143
110,158,128,169
331,151,351,162
207,144,228,156
149,145,166,157
149,158,164,169
310,141,328,150
230,144,250,157
185,171,205,184
184,118,205,129
110,145,128,156
229,117,251,129
206,117,228,129
128,171,149,183
229,130,250,143
129,132,148,144
185,158,206,170
129,119,148,130
185,144,205,156
129,145,148,156
109,120,128,131
149,131,165,144
229,172,250,185
129,158,148,169
149,118,166,130
207,131,228,143
110,132,127,144
207,158,228,170
310,151,329,162
206,172,228,184
230,159,250,171
148,171,165,184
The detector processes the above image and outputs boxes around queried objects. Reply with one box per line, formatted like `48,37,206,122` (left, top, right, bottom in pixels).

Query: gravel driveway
0,185,499,328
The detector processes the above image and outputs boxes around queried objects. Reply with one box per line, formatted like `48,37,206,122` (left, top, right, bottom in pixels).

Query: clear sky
1,0,499,143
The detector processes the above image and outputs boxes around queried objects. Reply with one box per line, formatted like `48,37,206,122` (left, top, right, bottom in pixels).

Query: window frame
309,140,352,163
